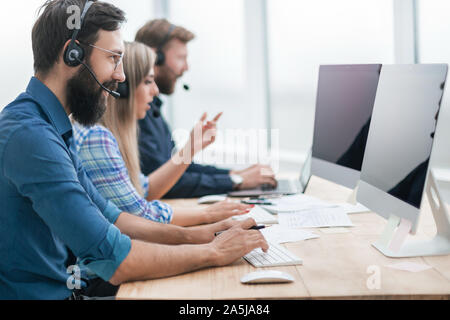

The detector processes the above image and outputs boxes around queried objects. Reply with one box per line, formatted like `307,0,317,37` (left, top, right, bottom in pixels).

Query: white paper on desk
336,202,371,214
232,206,278,224
262,194,333,213
320,228,351,234
261,225,319,244
271,194,329,206
278,207,354,228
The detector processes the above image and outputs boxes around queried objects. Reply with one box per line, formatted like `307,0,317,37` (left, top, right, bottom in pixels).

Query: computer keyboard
233,206,278,224
244,242,303,267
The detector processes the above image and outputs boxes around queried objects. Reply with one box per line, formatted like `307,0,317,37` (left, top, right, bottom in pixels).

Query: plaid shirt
73,123,173,224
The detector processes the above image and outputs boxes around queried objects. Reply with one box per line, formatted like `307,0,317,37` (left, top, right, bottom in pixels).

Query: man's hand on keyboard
186,218,243,244
209,218,269,267
230,165,277,190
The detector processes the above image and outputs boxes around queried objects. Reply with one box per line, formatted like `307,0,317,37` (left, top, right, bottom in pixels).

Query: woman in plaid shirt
73,42,252,226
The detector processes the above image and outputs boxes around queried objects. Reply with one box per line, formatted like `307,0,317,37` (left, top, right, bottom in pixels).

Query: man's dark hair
32,0,126,77
135,19,195,50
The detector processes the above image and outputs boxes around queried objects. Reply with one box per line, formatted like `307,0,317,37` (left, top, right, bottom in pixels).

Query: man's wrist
230,174,244,190
185,224,215,244
182,227,197,244
204,242,219,267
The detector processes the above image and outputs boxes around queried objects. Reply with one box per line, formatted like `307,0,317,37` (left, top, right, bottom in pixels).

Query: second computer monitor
311,64,382,189
357,64,448,234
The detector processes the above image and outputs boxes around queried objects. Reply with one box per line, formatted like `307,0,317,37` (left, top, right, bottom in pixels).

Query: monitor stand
348,186,358,205
373,170,450,258
346,186,371,214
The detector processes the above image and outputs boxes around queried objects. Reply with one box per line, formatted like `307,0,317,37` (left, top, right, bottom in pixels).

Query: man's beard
66,65,117,127
155,64,178,95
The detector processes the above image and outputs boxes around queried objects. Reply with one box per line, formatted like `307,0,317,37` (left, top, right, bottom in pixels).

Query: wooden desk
117,176,450,300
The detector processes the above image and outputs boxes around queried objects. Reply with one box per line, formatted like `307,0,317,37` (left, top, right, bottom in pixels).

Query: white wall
0,1,43,110
268,0,394,156
108,0,154,42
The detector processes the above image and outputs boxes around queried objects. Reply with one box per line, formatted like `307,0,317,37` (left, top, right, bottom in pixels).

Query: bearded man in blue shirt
0,0,267,300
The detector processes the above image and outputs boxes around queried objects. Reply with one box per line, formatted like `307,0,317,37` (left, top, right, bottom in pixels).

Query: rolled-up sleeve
3,123,131,281
102,201,123,225
78,224,131,281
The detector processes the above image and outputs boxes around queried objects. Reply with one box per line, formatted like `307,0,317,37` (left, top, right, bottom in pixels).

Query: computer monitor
299,148,312,193
357,64,449,257
311,64,382,190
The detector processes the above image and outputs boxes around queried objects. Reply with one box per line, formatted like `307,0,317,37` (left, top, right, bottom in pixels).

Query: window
168,0,267,169
267,0,395,158
168,0,248,132
417,0,450,64
108,0,155,41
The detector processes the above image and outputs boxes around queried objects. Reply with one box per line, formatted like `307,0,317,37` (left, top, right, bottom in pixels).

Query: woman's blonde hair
101,41,156,196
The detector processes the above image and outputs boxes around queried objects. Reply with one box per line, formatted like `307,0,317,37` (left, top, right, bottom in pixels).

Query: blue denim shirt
0,77,131,300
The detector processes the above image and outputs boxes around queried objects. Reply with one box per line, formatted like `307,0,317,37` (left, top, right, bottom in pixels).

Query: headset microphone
164,64,190,91
76,58,121,99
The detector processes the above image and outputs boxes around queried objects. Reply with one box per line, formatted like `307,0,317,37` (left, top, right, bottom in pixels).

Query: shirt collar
26,77,72,139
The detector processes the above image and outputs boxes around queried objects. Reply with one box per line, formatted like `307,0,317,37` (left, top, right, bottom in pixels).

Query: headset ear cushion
155,50,165,66
64,42,84,67
117,80,129,99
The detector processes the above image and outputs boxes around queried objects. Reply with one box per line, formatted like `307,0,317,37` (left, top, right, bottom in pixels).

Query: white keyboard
244,243,303,267
233,206,278,224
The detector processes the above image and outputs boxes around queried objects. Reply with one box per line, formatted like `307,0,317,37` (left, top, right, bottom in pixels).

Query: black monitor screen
312,64,382,171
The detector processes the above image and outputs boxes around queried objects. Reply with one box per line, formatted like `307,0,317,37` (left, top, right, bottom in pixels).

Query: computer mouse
197,195,227,205
240,270,295,284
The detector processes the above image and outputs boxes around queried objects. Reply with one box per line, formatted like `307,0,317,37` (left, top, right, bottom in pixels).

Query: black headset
63,0,120,99
116,77,129,99
155,23,176,66
156,23,190,91
63,1,94,67
116,23,176,100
